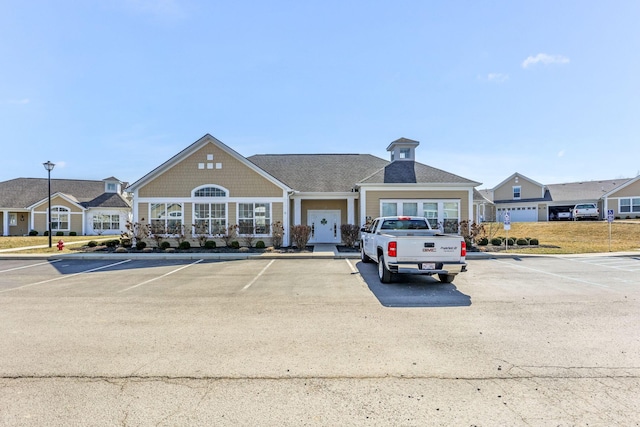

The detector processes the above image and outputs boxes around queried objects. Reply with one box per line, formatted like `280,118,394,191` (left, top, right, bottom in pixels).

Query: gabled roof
0,178,130,209
602,176,639,198
248,154,388,192
492,172,544,191
128,134,291,193
547,178,629,202
360,161,480,186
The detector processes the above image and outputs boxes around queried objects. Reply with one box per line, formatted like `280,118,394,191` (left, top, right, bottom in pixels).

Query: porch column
2,210,8,236
347,198,355,225
294,197,302,225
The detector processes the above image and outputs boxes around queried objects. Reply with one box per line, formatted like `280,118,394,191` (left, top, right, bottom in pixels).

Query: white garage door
507,208,538,222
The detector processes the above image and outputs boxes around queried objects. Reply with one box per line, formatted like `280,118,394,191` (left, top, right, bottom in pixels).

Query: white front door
308,210,341,243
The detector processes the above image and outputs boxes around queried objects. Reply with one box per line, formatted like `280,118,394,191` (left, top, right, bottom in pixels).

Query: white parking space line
565,256,640,272
491,258,610,289
0,260,132,293
0,259,61,273
242,259,275,291
118,259,204,293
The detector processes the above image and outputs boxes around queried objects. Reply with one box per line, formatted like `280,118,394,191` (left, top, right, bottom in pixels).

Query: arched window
193,186,227,198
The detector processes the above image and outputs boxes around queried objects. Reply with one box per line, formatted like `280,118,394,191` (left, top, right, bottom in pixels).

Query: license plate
421,263,436,270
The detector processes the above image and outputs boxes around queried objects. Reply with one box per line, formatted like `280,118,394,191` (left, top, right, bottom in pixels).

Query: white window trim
192,202,228,236
51,206,71,231
513,186,521,200
236,202,272,236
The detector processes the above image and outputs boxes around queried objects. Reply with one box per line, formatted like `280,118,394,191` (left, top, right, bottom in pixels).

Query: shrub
105,239,119,248
516,238,529,246
491,237,503,246
506,238,515,246
179,241,191,250
160,241,171,250
529,238,539,245
477,237,489,246
340,224,360,248
56,231,64,236
204,240,217,249
29,230,38,236
219,225,239,247
271,221,285,248
290,224,312,249
230,241,240,249
255,240,266,249
44,231,49,236
135,241,147,250
87,241,98,247
69,231,77,236
120,238,132,247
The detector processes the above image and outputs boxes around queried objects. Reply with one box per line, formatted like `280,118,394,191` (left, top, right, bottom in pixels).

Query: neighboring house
0,177,131,236
479,172,639,222
603,175,640,219
126,134,480,246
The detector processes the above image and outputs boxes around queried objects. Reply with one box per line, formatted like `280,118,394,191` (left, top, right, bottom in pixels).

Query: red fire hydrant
57,240,64,251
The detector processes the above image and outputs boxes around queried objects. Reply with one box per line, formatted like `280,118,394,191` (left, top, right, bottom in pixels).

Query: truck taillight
388,241,397,257
461,240,467,257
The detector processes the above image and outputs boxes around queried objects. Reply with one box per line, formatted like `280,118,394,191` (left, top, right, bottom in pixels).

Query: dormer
103,177,122,194
386,137,419,162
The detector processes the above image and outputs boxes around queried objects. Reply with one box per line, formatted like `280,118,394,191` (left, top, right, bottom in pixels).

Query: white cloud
557,150,565,157
487,73,509,82
5,98,30,105
522,53,570,69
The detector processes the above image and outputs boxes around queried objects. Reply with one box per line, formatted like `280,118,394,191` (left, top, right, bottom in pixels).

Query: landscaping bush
477,237,489,246
204,240,217,249
87,241,98,247
179,241,191,250
290,224,312,249
29,230,38,236
44,231,49,236
255,240,266,249
491,237,503,246
340,224,360,248
69,231,77,236
529,238,539,245
230,241,240,249
271,221,285,248
160,241,171,250
105,239,119,248
56,231,64,236
135,241,147,250
516,238,529,245
506,238,515,246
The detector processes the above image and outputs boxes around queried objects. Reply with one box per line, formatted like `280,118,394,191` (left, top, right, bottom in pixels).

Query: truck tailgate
395,238,462,262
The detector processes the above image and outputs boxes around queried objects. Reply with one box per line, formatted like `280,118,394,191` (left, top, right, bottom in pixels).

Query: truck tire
438,274,455,283
360,245,372,263
378,254,393,283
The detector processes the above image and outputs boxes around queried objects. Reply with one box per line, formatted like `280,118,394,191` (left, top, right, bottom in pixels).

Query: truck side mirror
360,227,368,233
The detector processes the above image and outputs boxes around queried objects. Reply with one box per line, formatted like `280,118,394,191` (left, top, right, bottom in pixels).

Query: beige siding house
0,177,131,236
127,134,481,246
480,172,640,222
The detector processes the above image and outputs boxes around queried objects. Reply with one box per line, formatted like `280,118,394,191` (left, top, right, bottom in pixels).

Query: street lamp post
43,161,55,248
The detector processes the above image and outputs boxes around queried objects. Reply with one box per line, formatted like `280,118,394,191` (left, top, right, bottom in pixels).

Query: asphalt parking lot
1,254,639,425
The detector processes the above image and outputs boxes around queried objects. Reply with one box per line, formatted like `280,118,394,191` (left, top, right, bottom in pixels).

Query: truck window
381,219,429,230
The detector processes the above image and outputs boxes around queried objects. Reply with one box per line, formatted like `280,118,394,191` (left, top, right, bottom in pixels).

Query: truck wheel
438,274,455,283
378,254,393,283
360,245,371,263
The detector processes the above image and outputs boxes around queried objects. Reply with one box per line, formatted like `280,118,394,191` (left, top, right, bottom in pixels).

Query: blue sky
1,0,639,189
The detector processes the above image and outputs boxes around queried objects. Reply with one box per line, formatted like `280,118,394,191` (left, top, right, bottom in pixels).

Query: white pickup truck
572,203,600,221
360,216,467,283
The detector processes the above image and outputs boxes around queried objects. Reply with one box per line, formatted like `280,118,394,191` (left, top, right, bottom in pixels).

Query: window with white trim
238,203,270,235
620,198,640,213
194,186,227,198
93,214,120,231
150,203,182,234
51,206,70,231
513,186,521,199
194,203,226,235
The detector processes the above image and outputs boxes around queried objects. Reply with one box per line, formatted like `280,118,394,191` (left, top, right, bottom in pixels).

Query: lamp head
43,161,55,172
